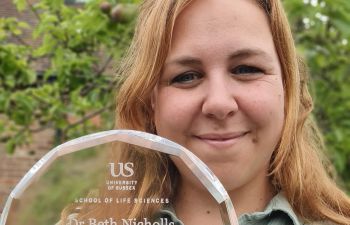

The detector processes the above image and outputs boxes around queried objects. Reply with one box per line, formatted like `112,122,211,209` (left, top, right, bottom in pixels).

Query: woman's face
153,0,284,191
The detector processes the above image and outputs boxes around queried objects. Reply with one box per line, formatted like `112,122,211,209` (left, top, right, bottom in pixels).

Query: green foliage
0,0,137,153
283,0,350,191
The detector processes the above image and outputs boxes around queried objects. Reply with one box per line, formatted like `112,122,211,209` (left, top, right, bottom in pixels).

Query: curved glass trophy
0,130,238,225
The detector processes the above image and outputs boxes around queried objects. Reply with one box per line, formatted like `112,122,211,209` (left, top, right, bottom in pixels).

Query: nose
201,77,238,120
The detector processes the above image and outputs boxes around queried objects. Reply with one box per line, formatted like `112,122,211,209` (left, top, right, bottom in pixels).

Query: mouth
194,131,249,149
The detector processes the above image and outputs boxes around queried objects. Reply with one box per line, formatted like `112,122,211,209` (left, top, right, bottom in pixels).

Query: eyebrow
165,48,273,67
228,48,273,61
165,56,202,67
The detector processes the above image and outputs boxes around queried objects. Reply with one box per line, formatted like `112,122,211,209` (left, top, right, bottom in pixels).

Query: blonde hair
76,0,350,224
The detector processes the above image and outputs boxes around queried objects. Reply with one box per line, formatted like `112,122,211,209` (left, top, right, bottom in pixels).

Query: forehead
169,0,275,59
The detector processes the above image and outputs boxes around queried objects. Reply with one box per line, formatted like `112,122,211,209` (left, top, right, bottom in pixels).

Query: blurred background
0,0,349,216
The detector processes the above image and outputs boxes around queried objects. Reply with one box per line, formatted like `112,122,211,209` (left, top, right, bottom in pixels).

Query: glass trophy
0,130,239,225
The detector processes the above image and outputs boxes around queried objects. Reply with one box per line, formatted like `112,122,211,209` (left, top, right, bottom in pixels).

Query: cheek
153,89,198,139
243,83,285,131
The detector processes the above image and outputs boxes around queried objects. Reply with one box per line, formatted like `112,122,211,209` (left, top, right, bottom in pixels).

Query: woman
69,0,350,224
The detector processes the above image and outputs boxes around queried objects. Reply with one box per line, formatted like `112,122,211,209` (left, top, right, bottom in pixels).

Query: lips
194,131,248,149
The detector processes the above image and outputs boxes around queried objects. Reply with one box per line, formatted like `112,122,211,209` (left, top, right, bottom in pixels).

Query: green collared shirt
154,193,329,225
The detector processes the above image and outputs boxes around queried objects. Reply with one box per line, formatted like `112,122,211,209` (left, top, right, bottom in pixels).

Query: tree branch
63,103,114,133
25,0,41,22
11,34,31,46
96,54,114,76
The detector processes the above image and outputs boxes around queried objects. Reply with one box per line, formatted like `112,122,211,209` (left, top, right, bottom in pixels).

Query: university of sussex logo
109,162,134,177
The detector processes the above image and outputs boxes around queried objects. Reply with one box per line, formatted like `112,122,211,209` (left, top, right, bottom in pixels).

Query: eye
169,71,203,87
231,65,263,75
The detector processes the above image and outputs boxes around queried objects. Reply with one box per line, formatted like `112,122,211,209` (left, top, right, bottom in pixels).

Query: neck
174,174,276,225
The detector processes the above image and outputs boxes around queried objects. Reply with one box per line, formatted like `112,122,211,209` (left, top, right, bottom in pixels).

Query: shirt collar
157,192,303,225
239,192,302,225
